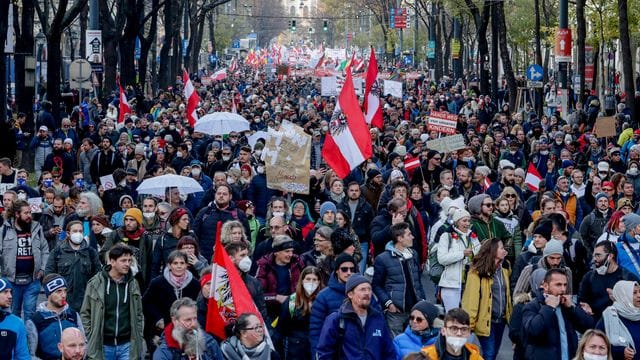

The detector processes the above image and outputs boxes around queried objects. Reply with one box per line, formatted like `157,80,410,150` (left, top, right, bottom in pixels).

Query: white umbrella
136,174,204,196
194,112,250,135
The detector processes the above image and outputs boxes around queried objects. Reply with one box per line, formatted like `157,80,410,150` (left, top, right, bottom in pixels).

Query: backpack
428,224,454,284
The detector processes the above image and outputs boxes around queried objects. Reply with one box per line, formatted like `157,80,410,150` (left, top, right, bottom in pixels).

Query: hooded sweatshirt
102,266,133,345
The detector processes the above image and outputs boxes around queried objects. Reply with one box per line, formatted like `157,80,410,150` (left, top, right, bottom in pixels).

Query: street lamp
35,32,46,100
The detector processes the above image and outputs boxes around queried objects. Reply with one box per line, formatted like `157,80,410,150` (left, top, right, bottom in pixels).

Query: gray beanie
530,268,546,294
623,213,640,232
468,194,490,216
345,274,370,295
543,239,564,257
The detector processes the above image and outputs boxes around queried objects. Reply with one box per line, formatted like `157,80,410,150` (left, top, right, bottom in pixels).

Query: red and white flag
229,57,238,73
525,162,543,192
182,69,200,127
211,68,227,81
404,154,421,172
363,46,383,129
483,177,492,191
206,223,264,339
322,65,373,179
118,85,131,124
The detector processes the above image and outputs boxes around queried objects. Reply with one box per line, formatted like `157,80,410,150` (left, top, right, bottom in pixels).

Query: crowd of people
0,62,639,360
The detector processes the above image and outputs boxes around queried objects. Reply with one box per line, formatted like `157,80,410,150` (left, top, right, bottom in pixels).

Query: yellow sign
452,39,461,60
263,121,312,194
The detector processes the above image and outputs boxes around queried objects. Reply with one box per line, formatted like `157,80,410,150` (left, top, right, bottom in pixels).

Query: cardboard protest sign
426,134,467,153
594,116,616,138
263,121,312,194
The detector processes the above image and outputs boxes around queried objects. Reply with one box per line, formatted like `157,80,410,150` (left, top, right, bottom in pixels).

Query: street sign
527,80,544,88
555,28,572,62
70,59,92,90
232,39,240,49
85,30,102,63
403,55,412,65
526,64,543,81
427,41,435,59
451,39,461,60
394,8,407,29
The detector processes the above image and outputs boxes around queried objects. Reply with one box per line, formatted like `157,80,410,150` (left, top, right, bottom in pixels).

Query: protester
419,308,482,360
393,300,441,360
221,313,279,360
0,277,30,359
596,280,640,360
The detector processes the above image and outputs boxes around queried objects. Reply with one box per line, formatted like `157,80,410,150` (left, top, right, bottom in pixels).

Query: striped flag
525,162,543,192
118,85,130,124
363,46,383,129
322,65,372,178
182,69,199,127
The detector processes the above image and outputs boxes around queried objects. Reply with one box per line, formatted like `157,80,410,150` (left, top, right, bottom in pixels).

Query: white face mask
540,150,549,155
191,169,201,177
176,151,183,158
303,282,319,296
256,166,265,174
70,232,84,245
628,167,639,176
143,212,156,219
272,211,285,218
583,353,608,360
222,155,231,161
169,125,176,131
238,256,252,273
227,176,236,184
120,180,126,187
445,336,467,353
17,193,27,200
187,145,192,152
322,125,329,132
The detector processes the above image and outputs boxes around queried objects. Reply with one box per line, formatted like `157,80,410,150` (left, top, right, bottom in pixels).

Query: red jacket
255,253,305,317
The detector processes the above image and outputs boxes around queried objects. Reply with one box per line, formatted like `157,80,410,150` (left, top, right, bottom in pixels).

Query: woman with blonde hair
572,329,612,360
221,220,250,247
493,195,522,262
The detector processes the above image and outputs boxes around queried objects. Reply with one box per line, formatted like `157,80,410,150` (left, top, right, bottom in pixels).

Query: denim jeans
359,242,369,274
104,342,131,360
478,320,506,360
11,279,40,321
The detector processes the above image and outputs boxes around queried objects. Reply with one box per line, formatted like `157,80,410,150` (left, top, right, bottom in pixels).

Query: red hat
240,164,252,174
634,129,640,136
169,207,189,226
200,273,212,289
603,181,615,189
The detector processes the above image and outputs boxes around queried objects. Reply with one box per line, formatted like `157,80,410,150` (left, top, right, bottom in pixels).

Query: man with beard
579,193,611,252
361,168,384,211
40,196,70,251
42,138,76,185
1,200,49,321
468,194,511,245
89,137,125,184
153,298,222,360
411,150,444,190
0,278,30,359
63,191,102,236
225,242,269,323
100,207,153,287
316,274,395,359
141,197,164,247
25,274,83,359
58,327,86,360
486,165,523,200
455,166,483,202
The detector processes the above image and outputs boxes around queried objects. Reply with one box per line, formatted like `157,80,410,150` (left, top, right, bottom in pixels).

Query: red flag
322,65,373,179
118,85,131,124
206,222,263,339
363,47,383,129
483,177,492,191
183,69,200,127
404,154,421,172
229,57,238,73
525,162,543,192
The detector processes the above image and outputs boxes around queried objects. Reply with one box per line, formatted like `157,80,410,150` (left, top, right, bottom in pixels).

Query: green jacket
80,265,144,360
471,215,512,244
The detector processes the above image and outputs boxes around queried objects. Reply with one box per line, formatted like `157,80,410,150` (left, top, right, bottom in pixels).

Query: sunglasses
603,188,614,191
339,266,356,273
505,194,516,198
482,203,494,207
409,316,426,323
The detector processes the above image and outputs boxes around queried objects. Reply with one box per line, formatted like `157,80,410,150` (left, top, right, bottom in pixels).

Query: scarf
163,266,193,293
124,226,145,241
221,336,271,360
603,280,640,350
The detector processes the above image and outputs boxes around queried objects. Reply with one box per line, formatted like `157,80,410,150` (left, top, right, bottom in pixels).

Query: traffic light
292,20,296,32
288,20,292,30
323,20,328,31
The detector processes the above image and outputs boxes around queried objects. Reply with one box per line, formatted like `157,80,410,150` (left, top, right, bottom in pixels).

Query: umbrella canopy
194,112,250,135
136,174,203,196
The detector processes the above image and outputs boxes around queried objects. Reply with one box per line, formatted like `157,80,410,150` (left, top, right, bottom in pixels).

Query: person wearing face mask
626,160,640,196
184,162,213,215
393,300,441,360
225,242,269,325
572,329,613,360
616,214,640,279
596,280,640,360
43,220,100,313
579,241,639,324
419,308,482,360
553,176,583,227
275,266,323,360
580,192,613,252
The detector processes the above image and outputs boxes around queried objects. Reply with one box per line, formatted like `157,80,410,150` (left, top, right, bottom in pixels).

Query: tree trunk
158,0,176,89
0,1,9,125
46,35,63,122
496,1,517,110
534,0,543,115
618,0,636,120
138,0,159,95
208,12,216,56
576,0,586,103
14,0,35,123
434,5,443,81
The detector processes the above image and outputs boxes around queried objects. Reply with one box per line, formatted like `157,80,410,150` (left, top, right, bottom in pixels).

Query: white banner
383,80,403,98
321,76,338,96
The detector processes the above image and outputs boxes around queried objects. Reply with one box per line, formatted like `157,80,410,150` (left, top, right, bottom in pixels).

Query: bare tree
618,0,636,121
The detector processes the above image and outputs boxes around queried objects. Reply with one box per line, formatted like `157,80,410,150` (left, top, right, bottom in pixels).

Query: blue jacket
372,242,425,311
393,325,438,360
185,174,213,215
25,302,83,360
616,232,640,278
193,202,250,261
0,309,30,360
309,274,347,355
316,302,396,360
522,292,593,360
246,174,277,219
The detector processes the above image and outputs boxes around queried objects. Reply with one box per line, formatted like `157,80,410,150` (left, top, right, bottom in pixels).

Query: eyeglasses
446,325,471,335
409,316,426,323
222,152,232,155
339,266,356,273
593,252,609,259
158,212,168,216
482,203,494,208
433,157,442,161
53,175,61,179
505,194,516,198
243,325,264,332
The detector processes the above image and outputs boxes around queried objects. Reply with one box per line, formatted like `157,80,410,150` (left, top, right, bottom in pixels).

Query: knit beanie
319,201,337,219
595,192,609,203
200,273,212,289
367,168,381,180
452,209,471,224
43,275,67,298
333,254,356,273
533,221,553,241
169,207,189,226
543,239,564,257
412,300,440,328
468,194,490,216
91,215,110,228
119,195,134,208
331,228,355,255
124,208,143,225
272,235,295,252
623,213,640,232
0,278,12,292
345,274,370,295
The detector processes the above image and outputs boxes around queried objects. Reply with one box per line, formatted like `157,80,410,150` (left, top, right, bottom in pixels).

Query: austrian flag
322,66,373,178
118,85,130,124
525,162,543,192
183,69,200,127
363,46,383,129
